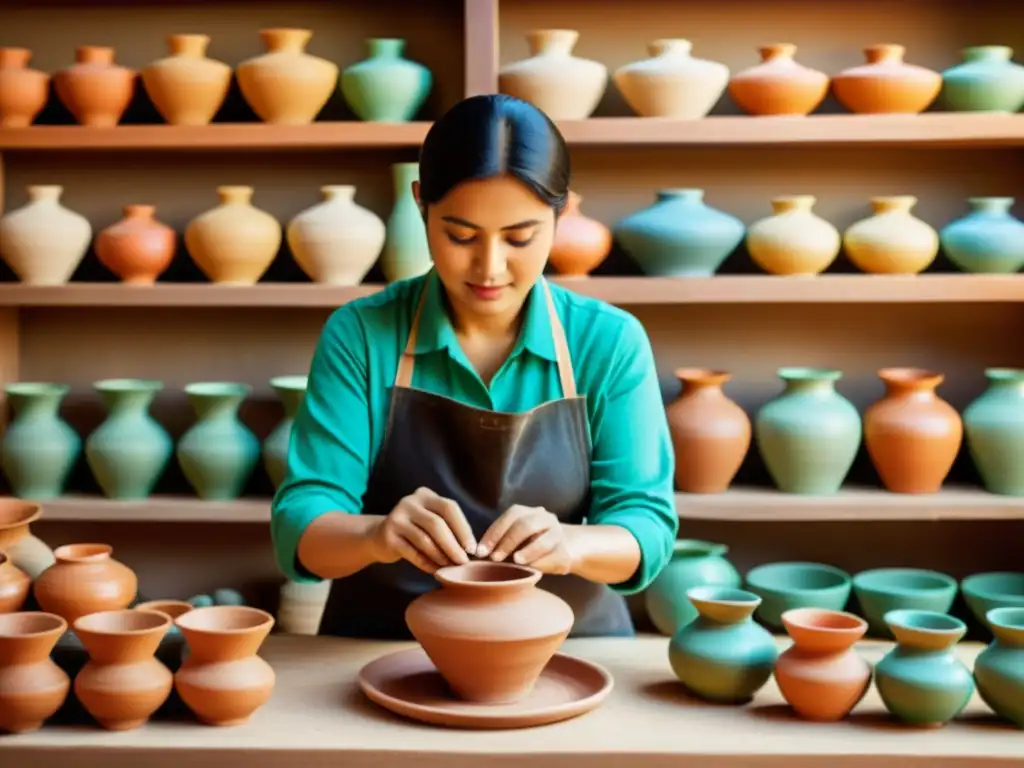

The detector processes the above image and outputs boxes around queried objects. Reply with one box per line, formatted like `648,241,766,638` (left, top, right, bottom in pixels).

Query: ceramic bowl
744,561,852,627
853,568,958,636
961,572,1024,627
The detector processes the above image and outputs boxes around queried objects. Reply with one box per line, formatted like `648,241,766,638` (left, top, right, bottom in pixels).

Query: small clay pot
95,204,177,284
0,612,70,733
0,552,30,613
53,45,137,127
728,43,829,116
0,47,50,127
135,599,192,671
832,44,941,114
33,543,138,624
549,191,612,277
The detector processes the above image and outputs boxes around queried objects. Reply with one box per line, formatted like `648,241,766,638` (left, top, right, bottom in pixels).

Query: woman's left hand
476,505,575,574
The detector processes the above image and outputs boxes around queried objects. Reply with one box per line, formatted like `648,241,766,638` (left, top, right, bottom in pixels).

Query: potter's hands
476,505,577,575
371,487,477,573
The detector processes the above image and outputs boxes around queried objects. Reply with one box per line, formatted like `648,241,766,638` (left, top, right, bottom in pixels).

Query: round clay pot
95,204,176,284
549,191,612,277
53,45,137,127
0,498,53,580
0,47,49,127
746,196,841,275
405,561,574,704
0,553,30,614
0,185,93,286
842,196,940,274
33,543,138,624
184,186,282,284
613,38,728,119
832,44,941,114
864,368,963,494
665,368,750,493
0,612,70,733
141,34,232,126
728,43,829,116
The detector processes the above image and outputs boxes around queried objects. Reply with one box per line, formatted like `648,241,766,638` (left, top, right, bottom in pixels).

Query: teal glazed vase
939,198,1024,274
668,585,778,704
176,382,259,500
963,368,1024,495
613,188,745,277
755,368,862,495
941,46,1024,113
341,38,432,122
644,540,741,636
381,162,432,283
85,379,173,499
263,374,308,489
875,609,975,727
974,607,1024,728
1,382,81,499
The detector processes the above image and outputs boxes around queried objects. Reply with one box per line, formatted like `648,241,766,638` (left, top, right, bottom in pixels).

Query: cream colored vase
286,185,385,285
747,196,841,275
0,185,92,285
614,39,729,118
498,29,607,120
185,186,282,284
236,28,339,125
843,196,939,274
141,34,232,126
277,579,330,635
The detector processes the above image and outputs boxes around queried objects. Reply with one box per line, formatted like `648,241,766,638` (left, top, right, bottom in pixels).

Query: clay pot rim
674,367,730,385
185,381,252,398
672,538,728,558
853,567,957,596
877,367,943,387
883,608,965,636
0,497,42,530
985,367,1024,382
174,605,275,635
269,374,309,391
74,608,172,636
987,606,1024,631
0,611,67,638
961,571,1024,600
5,381,70,397
687,584,759,605
777,366,842,382
93,377,164,393
54,542,113,562
745,561,852,595
135,599,194,620
781,607,866,635
434,561,542,589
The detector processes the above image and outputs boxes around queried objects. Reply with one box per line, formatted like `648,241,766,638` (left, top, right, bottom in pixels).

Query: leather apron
317,275,634,639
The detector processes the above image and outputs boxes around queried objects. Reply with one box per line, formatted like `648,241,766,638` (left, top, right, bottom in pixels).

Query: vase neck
0,47,31,69
676,368,730,397
26,185,64,204
77,45,115,65
54,543,112,565
7,384,68,418
870,195,916,215
320,185,356,204
271,376,307,418
190,393,245,420
985,368,1024,394
968,196,1014,215
648,39,691,58
367,38,405,59
672,539,728,560
771,195,816,214
526,29,578,57
657,188,704,204
98,387,159,415
260,28,311,54
217,186,254,206
392,162,419,194
123,204,156,221
778,367,841,396
759,43,796,62
879,368,942,398
864,44,905,64
168,34,210,58
0,613,65,664
962,45,1012,64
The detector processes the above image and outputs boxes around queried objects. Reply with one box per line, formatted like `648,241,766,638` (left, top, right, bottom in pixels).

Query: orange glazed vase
54,45,137,127
33,543,138,624
141,34,232,126
95,204,176,284
549,191,612,277
0,553,30,613
728,43,829,116
832,44,941,114
775,608,872,721
0,612,70,733
666,368,750,493
864,368,963,494
0,47,49,127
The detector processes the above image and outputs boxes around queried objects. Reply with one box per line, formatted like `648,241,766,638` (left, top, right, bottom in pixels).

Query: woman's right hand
370,487,477,573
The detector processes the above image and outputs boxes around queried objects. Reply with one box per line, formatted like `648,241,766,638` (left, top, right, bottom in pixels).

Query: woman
271,94,678,639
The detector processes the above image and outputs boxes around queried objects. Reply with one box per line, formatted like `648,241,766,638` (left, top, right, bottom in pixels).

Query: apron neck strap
395,275,577,398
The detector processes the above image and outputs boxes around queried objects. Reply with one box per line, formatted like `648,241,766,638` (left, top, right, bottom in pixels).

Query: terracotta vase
0,612,70,733
405,562,574,704
174,605,276,726
498,29,608,120
95,205,176,284
134,599,192,672
775,608,872,721
842,196,940,274
0,47,49,127
0,498,53,580
0,553,30,613
286,185,386,285
665,368,750,493
33,543,138,624
141,34,232,126
746,196,841,275
728,43,829,116
0,185,92,285
185,186,282,284
832,44,941,114
549,191,611,277
614,39,729,119
53,45,136,127
73,609,173,730
865,368,963,494
236,28,339,125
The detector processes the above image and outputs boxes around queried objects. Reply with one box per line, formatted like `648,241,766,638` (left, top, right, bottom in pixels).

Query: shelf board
38,495,270,523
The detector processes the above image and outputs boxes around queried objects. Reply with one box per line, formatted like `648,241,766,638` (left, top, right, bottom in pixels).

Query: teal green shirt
271,272,678,594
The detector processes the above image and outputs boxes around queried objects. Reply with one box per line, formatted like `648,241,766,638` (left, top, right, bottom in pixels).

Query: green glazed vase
381,162,432,283
1,382,81,499
963,368,1024,495
85,378,172,499
341,38,432,123
755,367,862,494
939,198,1024,274
668,585,778,704
263,374,308,489
176,382,259,500
941,46,1024,113
875,609,975,727
644,540,741,636
974,607,1024,728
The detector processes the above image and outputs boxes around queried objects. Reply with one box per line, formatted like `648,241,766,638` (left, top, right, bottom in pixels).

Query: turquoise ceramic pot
963,369,1024,495
974,607,1024,728
744,561,853,627
875,610,975,727
852,567,958,637
961,572,1024,628
668,585,778,704
613,188,745,276
381,162,432,283
341,38,432,122
644,540,741,636
263,375,308,489
755,367,862,495
940,198,1024,274
941,46,1024,113
1,382,81,499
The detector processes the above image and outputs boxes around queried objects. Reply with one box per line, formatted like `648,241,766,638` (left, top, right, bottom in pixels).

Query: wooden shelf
39,495,270,523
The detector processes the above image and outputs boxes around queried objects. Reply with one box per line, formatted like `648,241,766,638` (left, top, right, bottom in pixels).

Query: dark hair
417,94,571,214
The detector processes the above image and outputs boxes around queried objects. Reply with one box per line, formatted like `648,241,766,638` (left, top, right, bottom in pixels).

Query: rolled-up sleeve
271,306,372,583
586,313,678,594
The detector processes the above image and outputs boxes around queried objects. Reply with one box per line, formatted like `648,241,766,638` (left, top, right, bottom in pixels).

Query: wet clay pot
728,43,829,116
0,553,30,613
405,562,574,704
95,205,176,284
174,605,276,726
141,34,232,126
185,186,282,284
0,498,54,580
73,609,173,730
0,612,70,733
775,608,872,721
53,46,137,127
33,543,138,624
666,368,750,493
549,191,612,278
0,47,49,127
864,368,963,494
832,44,941,114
